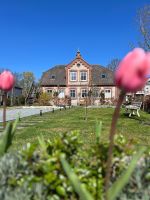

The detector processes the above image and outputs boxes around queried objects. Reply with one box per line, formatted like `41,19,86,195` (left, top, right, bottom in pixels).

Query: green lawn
11,107,150,149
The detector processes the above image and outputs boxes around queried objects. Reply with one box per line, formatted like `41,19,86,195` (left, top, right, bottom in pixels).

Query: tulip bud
0,70,15,91
115,48,150,92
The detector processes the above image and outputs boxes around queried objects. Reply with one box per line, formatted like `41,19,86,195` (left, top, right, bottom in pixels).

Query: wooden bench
125,102,142,117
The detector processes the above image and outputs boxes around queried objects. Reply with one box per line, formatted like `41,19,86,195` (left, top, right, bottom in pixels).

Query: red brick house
40,51,119,105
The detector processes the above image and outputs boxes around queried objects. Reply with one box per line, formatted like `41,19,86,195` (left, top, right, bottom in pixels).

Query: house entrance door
58,89,65,98
104,89,111,99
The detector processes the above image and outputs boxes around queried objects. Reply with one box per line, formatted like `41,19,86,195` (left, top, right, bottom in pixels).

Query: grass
8,107,150,149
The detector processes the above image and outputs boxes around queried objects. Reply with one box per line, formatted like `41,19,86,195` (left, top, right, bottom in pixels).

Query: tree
22,72,35,97
13,72,23,87
138,5,150,51
107,58,120,71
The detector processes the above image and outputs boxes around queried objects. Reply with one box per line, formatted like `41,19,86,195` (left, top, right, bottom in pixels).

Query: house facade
41,51,119,105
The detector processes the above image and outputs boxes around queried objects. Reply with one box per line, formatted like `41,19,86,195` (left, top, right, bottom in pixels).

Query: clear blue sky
0,0,149,79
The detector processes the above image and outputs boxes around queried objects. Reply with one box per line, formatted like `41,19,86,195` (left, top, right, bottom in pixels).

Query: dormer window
51,75,56,79
101,73,106,78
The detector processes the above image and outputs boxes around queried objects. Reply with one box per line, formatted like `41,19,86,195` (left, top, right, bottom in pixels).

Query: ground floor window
70,89,76,98
47,89,53,94
81,89,88,98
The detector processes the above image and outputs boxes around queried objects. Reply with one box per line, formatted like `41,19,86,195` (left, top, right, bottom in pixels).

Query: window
105,89,111,93
70,89,76,98
81,89,88,98
51,75,56,79
77,63,80,67
80,71,87,81
101,73,106,78
47,89,52,93
70,71,77,81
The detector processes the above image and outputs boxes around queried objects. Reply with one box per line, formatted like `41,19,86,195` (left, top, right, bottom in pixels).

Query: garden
0,106,150,200
11,107,150,149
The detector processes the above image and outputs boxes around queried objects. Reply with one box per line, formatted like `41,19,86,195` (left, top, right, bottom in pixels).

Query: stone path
0,106,59,122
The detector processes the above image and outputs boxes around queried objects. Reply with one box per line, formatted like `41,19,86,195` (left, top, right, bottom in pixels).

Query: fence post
40,110,42,116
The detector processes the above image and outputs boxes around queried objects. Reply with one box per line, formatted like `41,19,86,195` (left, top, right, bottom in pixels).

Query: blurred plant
0,122,148,200
0,118,18,157
105,48,150,194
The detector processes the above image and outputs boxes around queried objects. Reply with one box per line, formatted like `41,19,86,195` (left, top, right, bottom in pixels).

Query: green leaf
107,147,146,200
12,117,19,137
0,123,12,157
95,121,102,143
38,133,47,153
56,185,66,197
0,118,18,157
60,155,94,200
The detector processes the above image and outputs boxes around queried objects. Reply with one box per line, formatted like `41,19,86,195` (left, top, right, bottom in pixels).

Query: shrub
38,92,51,106
0,125,149,200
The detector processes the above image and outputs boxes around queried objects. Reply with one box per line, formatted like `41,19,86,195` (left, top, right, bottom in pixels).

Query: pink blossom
115,48,150,92
0,70,15,91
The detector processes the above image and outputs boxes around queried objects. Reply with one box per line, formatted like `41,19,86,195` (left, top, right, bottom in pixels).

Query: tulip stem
3,92,7,129
105,90,125,198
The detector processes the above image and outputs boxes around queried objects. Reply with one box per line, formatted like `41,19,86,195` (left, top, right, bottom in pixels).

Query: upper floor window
80,71,87,81
101,73,106,78
70,71,77,81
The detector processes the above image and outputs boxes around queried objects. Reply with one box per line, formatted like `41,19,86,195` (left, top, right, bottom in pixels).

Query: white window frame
105,89,111,93
70,71,77,81
80,71,87,81
70,89,76,98
47,89,53,94
81,89,88,98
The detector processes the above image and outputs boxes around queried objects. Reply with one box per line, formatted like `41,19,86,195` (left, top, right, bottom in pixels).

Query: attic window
51,75,56,79
101,73,106,78
77,63,80,67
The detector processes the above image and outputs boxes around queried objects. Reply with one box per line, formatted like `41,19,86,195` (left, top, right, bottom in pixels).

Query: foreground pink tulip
0,70,15,91
115,48,150,92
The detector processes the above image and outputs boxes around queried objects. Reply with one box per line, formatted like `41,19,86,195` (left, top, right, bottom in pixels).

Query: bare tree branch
138,5,150,51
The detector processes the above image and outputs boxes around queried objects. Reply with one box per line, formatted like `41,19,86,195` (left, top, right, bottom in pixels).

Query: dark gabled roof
40,64,115,86
41,65,66,86
91,65,115,86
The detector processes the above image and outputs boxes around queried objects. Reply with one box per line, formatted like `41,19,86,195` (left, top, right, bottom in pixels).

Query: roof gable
66,51,91,70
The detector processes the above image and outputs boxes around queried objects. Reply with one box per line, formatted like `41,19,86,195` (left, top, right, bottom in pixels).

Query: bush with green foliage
0,120,149,200
38,92,51,106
